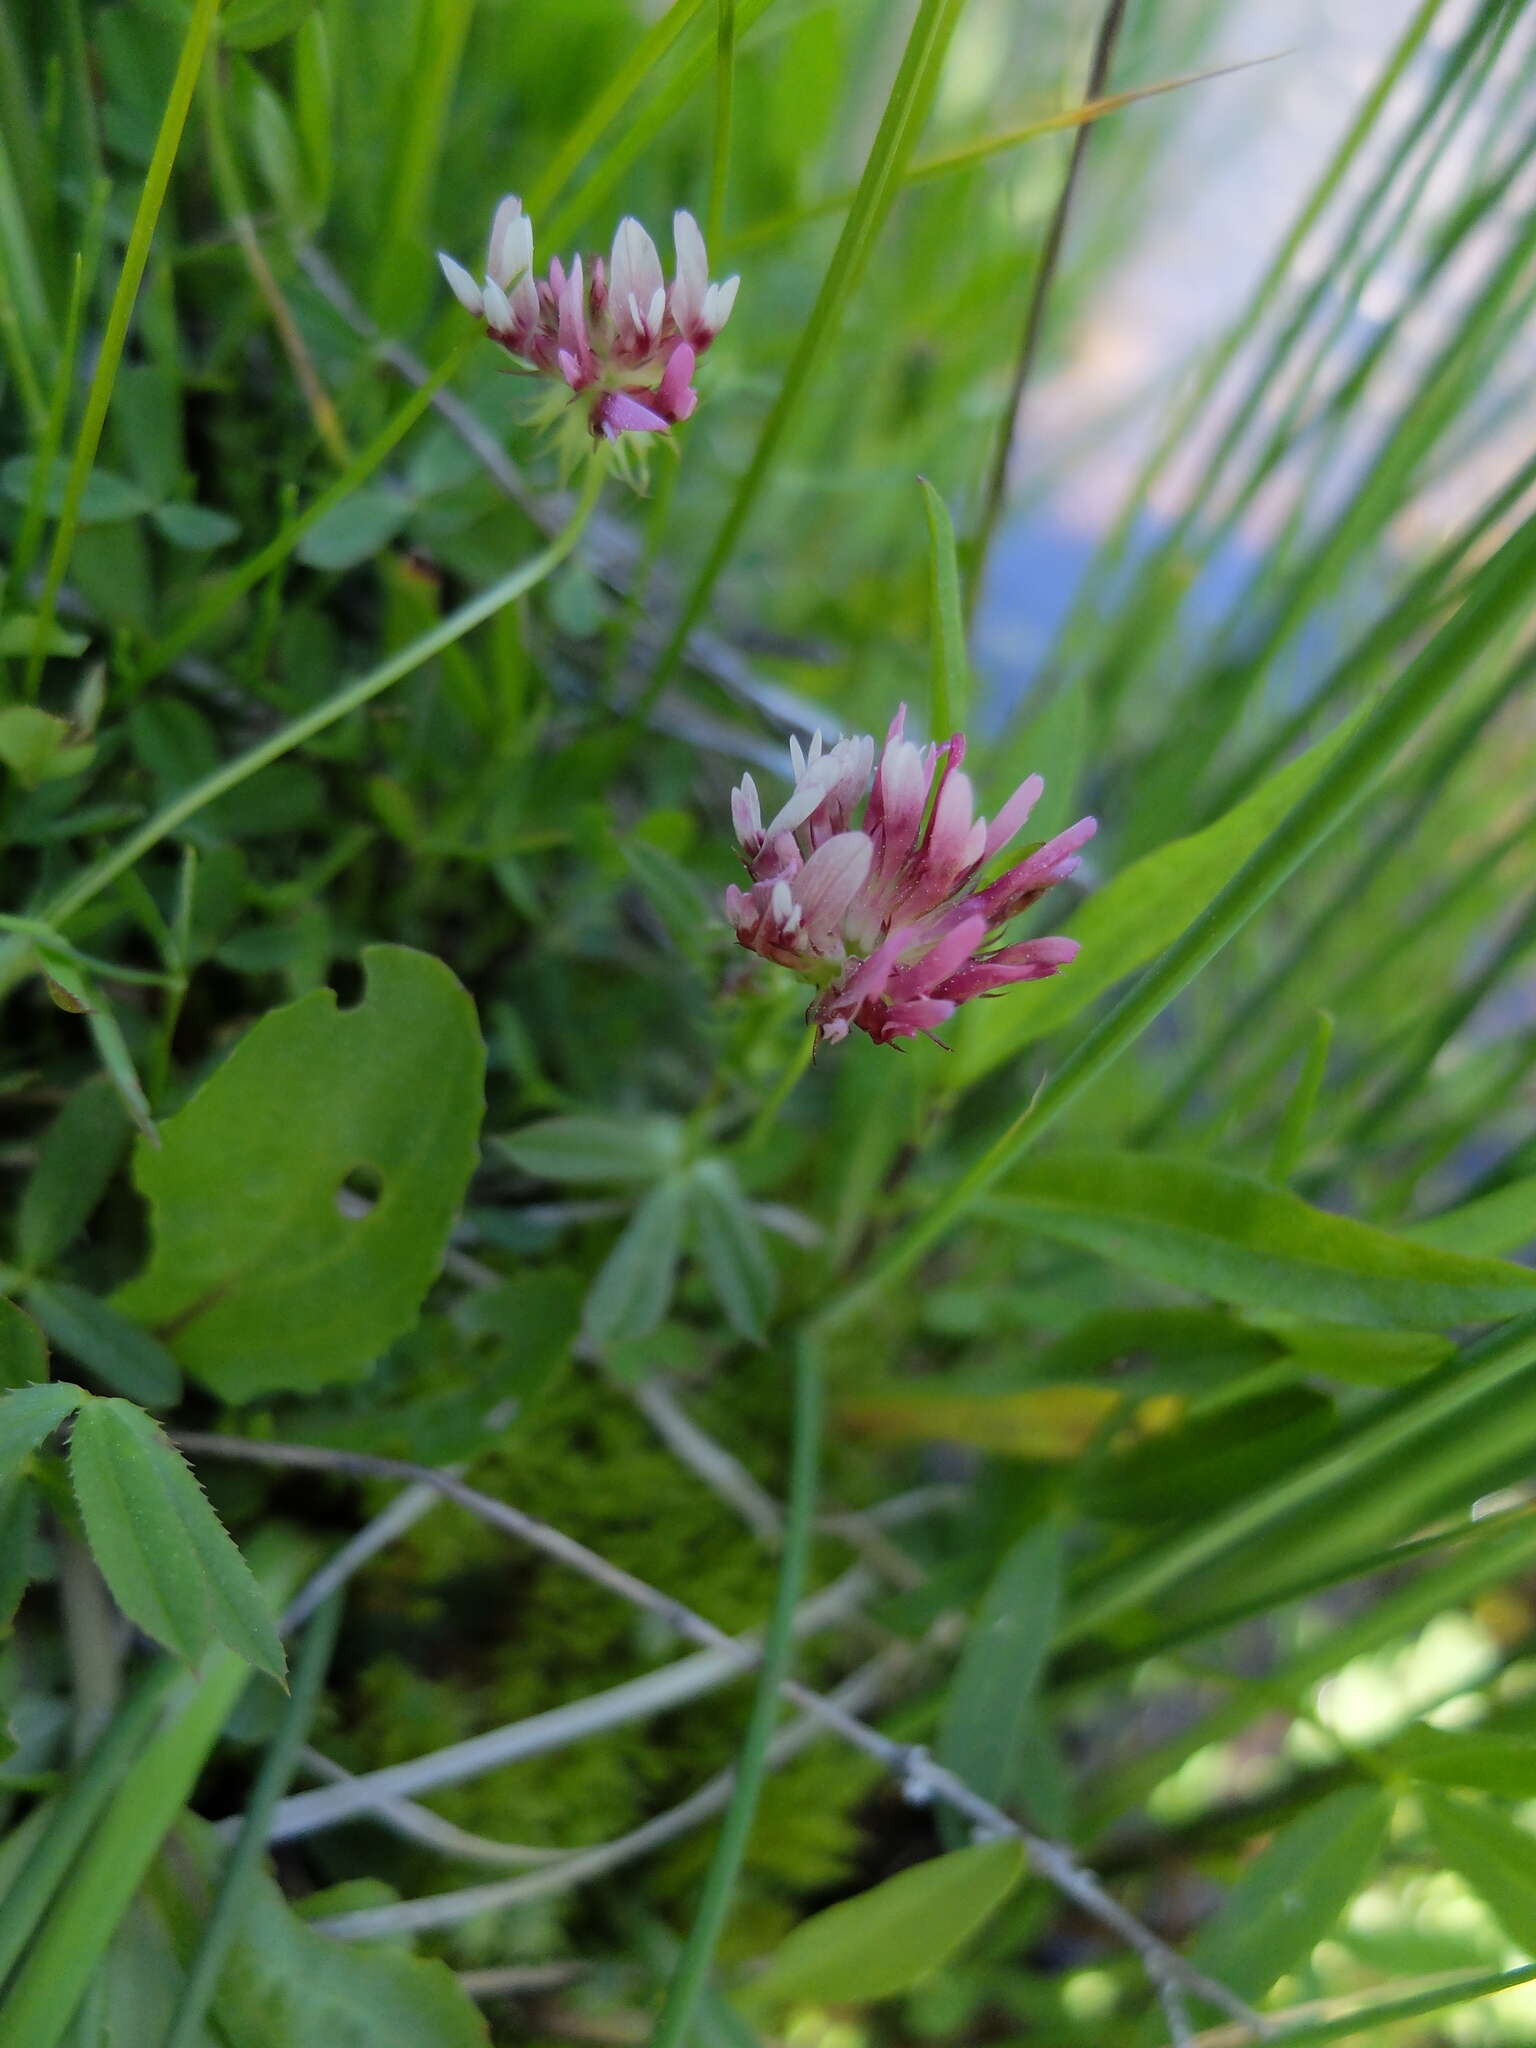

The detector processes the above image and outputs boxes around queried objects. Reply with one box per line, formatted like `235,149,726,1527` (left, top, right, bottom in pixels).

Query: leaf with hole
742,1838,1027,2009
114,947,485,1399
68,1399,285,1679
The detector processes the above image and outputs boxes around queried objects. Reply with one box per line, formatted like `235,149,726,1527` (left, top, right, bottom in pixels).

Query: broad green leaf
0,616,89,657
1408,1178,1536,1257
17,1073,134,1271
743,1838,1026,2009
27,1283,181,1407
68,1399,213,1667
151,502,241,551
0,455,153,524
583,1176,688,1348
1382,1729,1536,1799
69,1400,285,1678
1423,1790,1536,1954
1250,1313,1453,1386
939,1521,1062,1820
0,1379,84,1490
688,1158,775,1344
955,716,1359,1081
155,1817,488,2047
293,488,409,571
0,1297,51,1387
497,1113,685,1184
992,676,1087,842
1183,1785,1390,2008
921,478,968,735
988,1153,1536,1328
0,708,92,787
115,947,485,1400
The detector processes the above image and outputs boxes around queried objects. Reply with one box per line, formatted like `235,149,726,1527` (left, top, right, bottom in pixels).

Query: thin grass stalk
646,1343,820,2048
22,0,221,699
162,1596,343,2048
642,0,968,706
368,0,476,329
965,0,1129,615
1187,1962,1536,2048
819,500,1536,1323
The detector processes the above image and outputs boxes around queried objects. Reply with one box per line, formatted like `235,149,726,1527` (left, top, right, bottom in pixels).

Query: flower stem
742,1022,816,1153
646,1340,821,2048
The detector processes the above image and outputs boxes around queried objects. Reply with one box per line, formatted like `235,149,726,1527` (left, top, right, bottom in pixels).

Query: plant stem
742,1023,816,1152
31,459,604,944
647,1340,820,2048
23,0,220,697
163,1595,342,2048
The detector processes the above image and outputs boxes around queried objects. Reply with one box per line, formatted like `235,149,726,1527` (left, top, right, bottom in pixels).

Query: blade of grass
647,1342,820,2048
920,477,968,736
0,1533,310,2048
23,0,221,698
162,1594,343,2048
721,56,1283,256
1190,1961,1536,2048
369,0,477,332
0,1661,177,1990
966,0,1129,614
644,0,969,706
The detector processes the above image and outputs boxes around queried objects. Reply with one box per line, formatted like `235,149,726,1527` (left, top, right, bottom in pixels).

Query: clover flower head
438,197,739,443
726,708,1095,1047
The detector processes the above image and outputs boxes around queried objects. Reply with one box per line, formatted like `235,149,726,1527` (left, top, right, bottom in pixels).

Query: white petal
438,253,484,316
482,277,514,334
789,736,806,779
487,196,525,287
808,729,824,764
671,208,708,330
792,833,874,944
731,774,762,844
611,216,663,314
646,284,666,337
763,754,844,841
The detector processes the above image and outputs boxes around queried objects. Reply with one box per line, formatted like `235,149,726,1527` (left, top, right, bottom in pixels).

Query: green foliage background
2,0,1536,2042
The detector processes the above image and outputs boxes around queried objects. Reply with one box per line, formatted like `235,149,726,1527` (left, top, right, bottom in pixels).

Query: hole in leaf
337,1164,384,1216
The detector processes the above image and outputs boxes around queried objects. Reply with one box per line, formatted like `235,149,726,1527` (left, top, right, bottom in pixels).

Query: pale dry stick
173,1430,1265,2037
261,1566,876,1846
292,1748,569,1868
458,1964,590,1999
312,1652,904,1939
629,1376,785,1543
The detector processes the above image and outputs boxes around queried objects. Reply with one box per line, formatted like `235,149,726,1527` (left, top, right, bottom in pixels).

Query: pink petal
983,773,1044,859
597,391,670,436
791,832,874,946
657,342,698,420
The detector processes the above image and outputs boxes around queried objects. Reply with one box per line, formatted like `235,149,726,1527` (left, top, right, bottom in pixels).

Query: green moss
329,1364,876,1947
